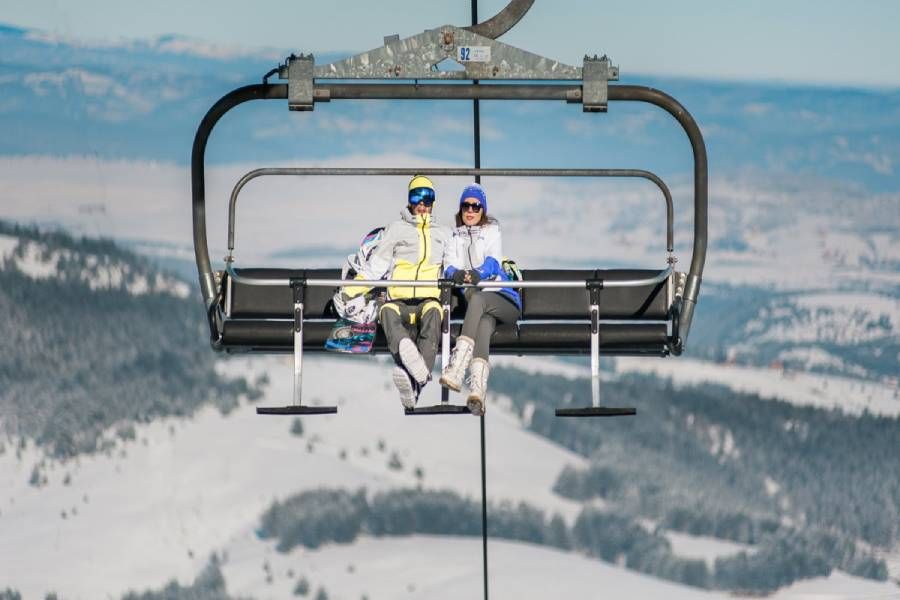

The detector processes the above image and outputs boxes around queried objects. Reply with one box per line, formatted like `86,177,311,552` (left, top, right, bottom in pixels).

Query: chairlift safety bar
226,167,674,256
224,263,674,290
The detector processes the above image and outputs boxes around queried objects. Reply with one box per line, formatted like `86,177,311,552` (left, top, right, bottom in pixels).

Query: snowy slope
768,571,900,600
494,354,900,417
0,231,190,297
614,356,900,417
0,355,588,599
218,534,898,600
3,355,894,598
220,534,734,600
1,354,806,599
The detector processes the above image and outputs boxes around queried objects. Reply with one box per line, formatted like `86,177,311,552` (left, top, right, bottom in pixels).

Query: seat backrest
226,268,670,321
518,269,595,319
227,268,341,318
520,269,669,320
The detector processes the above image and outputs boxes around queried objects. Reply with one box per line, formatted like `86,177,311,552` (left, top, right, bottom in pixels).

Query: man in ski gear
344,175,452,408
439,183,521,416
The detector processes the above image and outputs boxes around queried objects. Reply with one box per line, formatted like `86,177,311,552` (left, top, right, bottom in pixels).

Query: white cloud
742,102,773,116
830,136,894,176
23,69,156,119
23,30,281,61
152,35,281,60
564,112,657,140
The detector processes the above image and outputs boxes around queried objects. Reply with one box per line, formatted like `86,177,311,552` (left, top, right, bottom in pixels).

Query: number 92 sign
457,46,491,63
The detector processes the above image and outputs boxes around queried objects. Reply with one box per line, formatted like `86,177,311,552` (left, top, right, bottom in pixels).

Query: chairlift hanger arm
465,0,535,39
304,25,593,85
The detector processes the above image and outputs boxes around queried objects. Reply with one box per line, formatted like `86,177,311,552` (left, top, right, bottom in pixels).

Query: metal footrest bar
405,404,472,415
555,406,635,417
553,285,635,418
256,279,337,416
257,406,338,415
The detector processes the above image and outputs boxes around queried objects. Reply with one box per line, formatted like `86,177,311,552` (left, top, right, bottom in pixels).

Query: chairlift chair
191,1,707,417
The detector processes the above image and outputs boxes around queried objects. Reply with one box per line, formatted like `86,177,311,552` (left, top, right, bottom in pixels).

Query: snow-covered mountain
0,229,189,298
2,21,899,191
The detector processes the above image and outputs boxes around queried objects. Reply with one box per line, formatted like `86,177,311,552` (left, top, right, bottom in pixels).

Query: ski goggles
461,202,483,212
408,187,436,206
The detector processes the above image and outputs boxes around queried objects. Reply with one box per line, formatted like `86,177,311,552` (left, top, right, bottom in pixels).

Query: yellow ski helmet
408,175,436,205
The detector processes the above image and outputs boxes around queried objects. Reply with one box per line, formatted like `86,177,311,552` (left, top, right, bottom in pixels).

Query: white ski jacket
346,209,451,300
445,220,521,308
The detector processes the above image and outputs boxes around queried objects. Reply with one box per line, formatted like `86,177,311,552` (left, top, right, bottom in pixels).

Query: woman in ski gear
344,175,452,409
439,183,521,416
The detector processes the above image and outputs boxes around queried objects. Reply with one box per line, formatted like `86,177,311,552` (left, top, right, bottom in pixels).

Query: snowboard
324,318,377,353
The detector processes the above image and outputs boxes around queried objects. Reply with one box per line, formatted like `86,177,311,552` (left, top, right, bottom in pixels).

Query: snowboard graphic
324,318,377,353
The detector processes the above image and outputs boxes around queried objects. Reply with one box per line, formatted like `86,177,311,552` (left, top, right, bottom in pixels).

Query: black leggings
460,291,520,360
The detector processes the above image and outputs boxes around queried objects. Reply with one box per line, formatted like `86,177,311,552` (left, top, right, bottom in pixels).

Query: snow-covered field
663,531,751,567
220,534,898,600
221,534,735,600
1,357,896,599
494,353,900,418
0,355,586,598
741,291,899,359
615,356,900,417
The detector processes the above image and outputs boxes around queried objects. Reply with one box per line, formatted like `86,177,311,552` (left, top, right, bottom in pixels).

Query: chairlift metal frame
190,1,707,417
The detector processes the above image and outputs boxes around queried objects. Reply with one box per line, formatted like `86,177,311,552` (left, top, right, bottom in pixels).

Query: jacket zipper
466,226,476,270
413,218,428,297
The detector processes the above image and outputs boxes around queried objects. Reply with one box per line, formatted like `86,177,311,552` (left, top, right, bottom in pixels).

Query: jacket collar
401,209,433,226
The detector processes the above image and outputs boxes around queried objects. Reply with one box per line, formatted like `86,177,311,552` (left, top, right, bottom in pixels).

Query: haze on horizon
3,0,900,88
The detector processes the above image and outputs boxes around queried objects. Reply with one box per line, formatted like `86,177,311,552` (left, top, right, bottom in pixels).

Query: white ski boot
392,366,418,409
398,337,429,385
439,335,474,392
466,358,490,416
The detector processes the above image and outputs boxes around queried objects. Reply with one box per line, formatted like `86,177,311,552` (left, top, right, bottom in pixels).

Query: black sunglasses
461,202,483,212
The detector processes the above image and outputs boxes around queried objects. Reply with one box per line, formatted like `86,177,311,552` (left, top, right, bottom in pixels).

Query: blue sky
3,0,900,88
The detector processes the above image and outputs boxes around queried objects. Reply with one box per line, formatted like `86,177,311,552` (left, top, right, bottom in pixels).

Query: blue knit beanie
459,183,487,213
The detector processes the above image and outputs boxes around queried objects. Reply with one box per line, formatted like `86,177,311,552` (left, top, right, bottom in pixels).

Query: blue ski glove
480,257,502,279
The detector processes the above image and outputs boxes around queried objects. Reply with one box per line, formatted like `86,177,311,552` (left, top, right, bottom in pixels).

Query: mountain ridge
1,21,898,192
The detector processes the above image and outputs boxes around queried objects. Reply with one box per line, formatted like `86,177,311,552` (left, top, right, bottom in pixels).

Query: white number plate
457,46,491,63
